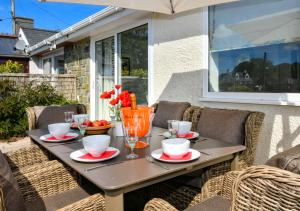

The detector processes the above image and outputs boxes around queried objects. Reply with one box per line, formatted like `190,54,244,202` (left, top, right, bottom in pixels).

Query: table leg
105,192,124,211
231,154,239,171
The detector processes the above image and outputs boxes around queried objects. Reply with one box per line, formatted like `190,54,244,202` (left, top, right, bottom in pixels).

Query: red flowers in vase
100,85,131,121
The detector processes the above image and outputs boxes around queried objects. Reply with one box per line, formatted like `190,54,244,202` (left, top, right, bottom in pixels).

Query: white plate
70,147,120,163
40,132,79,143
163,131,199,139
151,148,200,163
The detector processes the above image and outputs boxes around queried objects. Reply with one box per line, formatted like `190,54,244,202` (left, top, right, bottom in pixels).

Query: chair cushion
34,105,80,129
0,151,26,211
265,144,300,174
25,187,92,211
152,101,191,129
197,108,251,145
184,196,230,211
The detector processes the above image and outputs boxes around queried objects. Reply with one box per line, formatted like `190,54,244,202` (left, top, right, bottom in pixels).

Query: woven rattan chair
144,105,264,209
4,145,49,172
144,165,300,211
26,104,87,130
182,106,265,181
2,159,105,211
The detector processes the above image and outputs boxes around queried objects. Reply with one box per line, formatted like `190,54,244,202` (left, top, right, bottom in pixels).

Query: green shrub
0,60,24,73
0,80,75,140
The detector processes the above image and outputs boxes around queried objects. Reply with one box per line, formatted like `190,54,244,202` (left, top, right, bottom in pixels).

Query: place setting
162,120,199,140
39,111,84,145
151,138,201,163
70,135,120,163
40,123,79,143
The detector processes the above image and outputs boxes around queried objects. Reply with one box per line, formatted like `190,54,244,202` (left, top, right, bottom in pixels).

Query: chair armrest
220,170,240,200
5,145,49,171
201,170,241,201
26,107,36,130
57,193,105,211
14,160,78,202
144,198,178,211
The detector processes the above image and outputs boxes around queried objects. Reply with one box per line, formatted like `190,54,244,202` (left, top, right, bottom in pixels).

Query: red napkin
79,150,117,160
177,132,194,138
47,135,76,141
160,152,192,161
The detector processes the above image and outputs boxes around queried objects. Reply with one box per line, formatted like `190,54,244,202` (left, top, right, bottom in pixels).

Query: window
42,58,51,74
207,0,300,103
118,24,148,105
54,55,65,74
42,50,65,74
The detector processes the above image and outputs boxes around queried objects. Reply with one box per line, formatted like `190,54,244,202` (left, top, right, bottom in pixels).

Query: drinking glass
76,116,88,135
123,115,139,159
64,111,74,124
167,120,179,138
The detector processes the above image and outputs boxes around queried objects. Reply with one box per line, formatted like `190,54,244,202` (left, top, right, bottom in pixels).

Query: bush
0,60,24,73
0,80,75,140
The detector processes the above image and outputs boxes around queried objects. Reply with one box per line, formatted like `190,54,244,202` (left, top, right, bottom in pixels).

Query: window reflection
118,24,148,104
209,0,300,93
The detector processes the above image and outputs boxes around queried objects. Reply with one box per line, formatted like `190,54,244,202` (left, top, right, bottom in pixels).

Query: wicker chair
147,106,264,208
182,106,265,180
144,165,300,211
4,145,49,172
1,159,105,211
26,104,87,130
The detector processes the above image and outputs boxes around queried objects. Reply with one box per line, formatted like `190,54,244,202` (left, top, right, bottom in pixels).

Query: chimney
15,17,34,34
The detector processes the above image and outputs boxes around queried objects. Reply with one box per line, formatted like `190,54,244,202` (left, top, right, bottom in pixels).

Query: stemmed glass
76,115,88,135
123,114,139,159
64,111,74,124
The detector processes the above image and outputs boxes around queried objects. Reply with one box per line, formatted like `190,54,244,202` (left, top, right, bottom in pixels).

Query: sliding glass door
94,24,148,120
118,24,148,105
95,36,114,119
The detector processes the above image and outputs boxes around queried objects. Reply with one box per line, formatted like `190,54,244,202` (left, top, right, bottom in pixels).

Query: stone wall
0,73,77,100
64,38,90,110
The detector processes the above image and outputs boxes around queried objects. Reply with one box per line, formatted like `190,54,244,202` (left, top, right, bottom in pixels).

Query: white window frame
90,18,153,120
41,48,64,74
200,7,300,106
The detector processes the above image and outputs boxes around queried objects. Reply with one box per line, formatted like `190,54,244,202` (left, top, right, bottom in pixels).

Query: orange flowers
109,98,119,106
100,85,131,107
100,91,111,99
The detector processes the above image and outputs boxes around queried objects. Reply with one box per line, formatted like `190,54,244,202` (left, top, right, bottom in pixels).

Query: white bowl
172,121,192,135
82,135,110,157
48,123,70,139
162,138,190,158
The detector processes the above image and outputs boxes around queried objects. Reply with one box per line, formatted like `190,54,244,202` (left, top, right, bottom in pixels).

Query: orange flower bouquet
100,84,131,121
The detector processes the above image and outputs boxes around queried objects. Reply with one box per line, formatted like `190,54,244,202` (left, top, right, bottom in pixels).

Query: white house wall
151,8,300,164
151,9,204,104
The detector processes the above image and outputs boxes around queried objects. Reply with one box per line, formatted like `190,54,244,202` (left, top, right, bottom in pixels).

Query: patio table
28,127,245,211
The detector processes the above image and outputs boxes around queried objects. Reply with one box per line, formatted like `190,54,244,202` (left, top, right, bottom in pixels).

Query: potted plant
100,85,131,136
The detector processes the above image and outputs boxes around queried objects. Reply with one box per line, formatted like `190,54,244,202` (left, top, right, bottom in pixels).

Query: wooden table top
28,127,245,194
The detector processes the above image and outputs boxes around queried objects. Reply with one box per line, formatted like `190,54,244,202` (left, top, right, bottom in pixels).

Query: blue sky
0,0,105,34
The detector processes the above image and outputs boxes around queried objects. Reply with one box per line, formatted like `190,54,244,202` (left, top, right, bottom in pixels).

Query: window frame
201,6,300,106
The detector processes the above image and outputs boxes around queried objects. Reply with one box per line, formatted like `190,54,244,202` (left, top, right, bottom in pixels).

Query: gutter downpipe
27,6,122,54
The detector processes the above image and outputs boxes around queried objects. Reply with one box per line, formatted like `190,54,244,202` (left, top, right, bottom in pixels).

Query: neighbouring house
26,0,300,164
16,17,59,74
0,34,29,72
